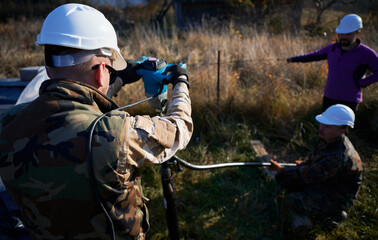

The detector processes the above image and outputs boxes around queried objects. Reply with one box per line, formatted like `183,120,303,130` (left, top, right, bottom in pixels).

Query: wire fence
185,58,287,68
183,50,314,104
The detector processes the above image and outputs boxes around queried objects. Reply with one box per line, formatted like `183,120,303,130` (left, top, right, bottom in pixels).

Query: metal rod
217,50,220,104
172,155,297,170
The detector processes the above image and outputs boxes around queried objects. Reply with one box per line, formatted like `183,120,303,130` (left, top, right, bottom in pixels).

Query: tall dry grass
1,18,377,131
1,16,377,240
112,23,376,133
0,17,44,77
1,18,377,134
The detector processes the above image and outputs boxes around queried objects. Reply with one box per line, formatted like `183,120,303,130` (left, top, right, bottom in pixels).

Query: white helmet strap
51,48,113,67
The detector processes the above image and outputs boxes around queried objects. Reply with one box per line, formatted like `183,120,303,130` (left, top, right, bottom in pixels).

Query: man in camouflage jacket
0,3,193,240
269,104,362,234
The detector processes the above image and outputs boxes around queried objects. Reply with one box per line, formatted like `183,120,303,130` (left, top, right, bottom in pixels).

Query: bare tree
312,0,356,25
151,0,173,23
287,0,305,33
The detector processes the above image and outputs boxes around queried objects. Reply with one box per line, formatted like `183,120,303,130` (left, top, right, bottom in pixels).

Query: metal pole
172,155,297,170
217,50,220,104
160,162,179,240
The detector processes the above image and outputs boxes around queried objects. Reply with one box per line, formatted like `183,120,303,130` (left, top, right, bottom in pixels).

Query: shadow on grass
142,99,377,240
144,160,376,240
145,164,286,240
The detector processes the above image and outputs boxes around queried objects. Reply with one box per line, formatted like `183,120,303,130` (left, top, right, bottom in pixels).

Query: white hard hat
35,3,126,70
315,104,355,128
335,14,363,34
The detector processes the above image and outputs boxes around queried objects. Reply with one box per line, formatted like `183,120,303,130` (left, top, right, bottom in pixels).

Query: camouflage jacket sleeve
122,82,193,167
276,138,350,191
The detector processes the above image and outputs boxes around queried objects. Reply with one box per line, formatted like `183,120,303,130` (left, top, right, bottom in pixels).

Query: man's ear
94,63,107,88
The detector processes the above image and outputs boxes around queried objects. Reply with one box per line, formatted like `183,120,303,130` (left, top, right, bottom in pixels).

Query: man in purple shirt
287,14,378,112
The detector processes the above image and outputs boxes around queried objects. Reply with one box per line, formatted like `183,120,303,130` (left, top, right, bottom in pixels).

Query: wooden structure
250,140,276,179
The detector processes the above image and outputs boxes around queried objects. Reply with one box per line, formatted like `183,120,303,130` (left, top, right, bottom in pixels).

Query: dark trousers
322,96,359,113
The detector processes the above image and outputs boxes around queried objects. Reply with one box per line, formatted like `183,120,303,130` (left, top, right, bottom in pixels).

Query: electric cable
86,95,155,240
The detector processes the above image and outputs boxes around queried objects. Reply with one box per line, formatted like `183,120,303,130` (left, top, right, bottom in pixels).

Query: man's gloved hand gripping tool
135,56,187,112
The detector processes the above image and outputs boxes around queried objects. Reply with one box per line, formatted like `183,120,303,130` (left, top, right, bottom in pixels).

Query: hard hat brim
113,50,127,71
335,27,360,34
315,114,354,128
315,114,332,125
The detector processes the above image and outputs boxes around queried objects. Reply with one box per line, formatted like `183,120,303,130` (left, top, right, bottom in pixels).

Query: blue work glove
137,66,168,96
164,64,190,89
117,60,142,85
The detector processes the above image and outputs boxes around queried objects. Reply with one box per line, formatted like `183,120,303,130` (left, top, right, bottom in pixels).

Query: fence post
217,50,220,104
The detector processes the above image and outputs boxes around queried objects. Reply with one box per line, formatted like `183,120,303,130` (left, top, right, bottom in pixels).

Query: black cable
87,111,116,240
86,96,155,240
86,82,164,240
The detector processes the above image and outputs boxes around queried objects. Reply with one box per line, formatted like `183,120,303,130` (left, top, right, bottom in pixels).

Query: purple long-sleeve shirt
290,39,378,103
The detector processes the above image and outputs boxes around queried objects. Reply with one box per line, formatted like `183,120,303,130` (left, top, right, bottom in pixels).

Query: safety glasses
92,64,118,85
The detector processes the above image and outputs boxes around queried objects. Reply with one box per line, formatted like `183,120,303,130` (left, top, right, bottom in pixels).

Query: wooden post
250,140,276,179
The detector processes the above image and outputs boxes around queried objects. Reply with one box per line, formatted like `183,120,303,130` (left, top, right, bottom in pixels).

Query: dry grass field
0,8,377,240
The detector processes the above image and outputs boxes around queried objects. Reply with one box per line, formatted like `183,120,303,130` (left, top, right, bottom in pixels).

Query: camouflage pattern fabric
276,136,362,222
0,79,193,239
0,178,32,240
